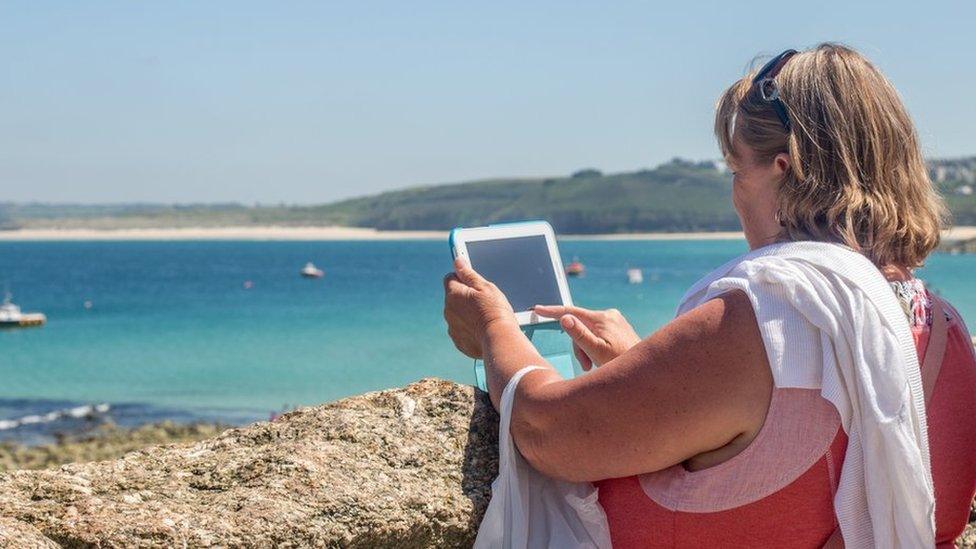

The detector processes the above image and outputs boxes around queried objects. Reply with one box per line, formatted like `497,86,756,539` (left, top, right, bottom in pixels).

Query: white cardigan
678,241,935,548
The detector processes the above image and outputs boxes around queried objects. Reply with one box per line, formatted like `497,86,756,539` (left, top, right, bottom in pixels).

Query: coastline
0,421,224,472
0,226,449,241
0,226,744,241
1,225,975,242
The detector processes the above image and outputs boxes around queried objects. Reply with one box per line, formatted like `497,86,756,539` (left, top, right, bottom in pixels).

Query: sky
1,1,974,205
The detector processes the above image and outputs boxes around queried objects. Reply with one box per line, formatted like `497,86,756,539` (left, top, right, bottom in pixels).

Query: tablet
450,221,573,326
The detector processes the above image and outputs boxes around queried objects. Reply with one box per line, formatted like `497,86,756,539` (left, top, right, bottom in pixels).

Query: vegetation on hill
302,159,739,232
3,157,975,233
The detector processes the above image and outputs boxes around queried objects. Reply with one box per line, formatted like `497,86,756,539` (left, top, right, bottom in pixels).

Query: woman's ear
773,152,791,176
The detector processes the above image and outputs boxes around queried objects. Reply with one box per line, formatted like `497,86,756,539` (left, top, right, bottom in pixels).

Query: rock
0,379,499,548
959,501,976,549
0,516,58,548
0,421,227,472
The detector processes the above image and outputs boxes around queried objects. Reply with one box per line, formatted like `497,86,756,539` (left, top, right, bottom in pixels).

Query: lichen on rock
0,379,499,548
0,516,59,548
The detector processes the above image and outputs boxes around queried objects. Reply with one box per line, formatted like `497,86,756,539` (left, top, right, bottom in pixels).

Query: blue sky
1,1,973,204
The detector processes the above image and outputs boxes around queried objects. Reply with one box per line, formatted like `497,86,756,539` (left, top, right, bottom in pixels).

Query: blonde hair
715,43,947,268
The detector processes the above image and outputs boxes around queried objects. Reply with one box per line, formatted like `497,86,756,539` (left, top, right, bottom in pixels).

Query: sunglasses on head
752,49,798,132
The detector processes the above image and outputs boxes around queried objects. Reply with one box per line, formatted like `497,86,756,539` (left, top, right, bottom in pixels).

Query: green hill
305,159,740,233
3,156,975,233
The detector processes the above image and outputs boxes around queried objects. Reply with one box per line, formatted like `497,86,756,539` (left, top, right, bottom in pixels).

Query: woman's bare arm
505,290,773,482
444,259,772,482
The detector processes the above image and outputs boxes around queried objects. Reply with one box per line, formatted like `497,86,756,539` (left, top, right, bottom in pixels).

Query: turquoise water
1,240,974,438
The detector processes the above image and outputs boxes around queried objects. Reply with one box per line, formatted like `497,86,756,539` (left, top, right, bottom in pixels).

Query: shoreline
0,421,226,472
1,225,975,242
0,226,744,241
0,226,449,241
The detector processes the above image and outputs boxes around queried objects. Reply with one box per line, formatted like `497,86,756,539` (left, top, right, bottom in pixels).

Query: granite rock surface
0,379,498,548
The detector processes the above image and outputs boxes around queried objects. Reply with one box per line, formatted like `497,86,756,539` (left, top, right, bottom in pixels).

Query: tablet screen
465,235,563,312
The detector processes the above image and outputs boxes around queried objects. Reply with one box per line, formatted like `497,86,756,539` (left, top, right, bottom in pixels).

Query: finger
443,272,458,292
560,314,606,354
573,342,593,371
534,304,600,323
445,277,470,296
454,257,487,287
531,304,569,318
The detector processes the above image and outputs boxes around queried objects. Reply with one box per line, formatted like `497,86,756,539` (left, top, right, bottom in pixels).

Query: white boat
627,268,644,284
0,293,46,328
300,262,324,279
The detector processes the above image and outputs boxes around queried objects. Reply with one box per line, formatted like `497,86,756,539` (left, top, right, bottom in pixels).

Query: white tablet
450,221,573,326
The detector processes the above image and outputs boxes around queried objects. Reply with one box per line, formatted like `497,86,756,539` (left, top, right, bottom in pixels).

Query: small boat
565,258,585,277
627,268,644,284
300,262,324,279
0,293,46,328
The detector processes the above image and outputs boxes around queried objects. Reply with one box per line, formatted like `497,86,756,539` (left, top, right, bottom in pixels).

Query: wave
0,398,265,446
0,403,111,431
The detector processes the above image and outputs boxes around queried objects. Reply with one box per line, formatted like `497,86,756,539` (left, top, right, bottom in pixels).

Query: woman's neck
880,264,913,282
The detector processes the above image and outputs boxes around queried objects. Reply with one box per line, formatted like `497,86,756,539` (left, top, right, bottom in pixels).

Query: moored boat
566,258,585,277
0,293,46,328
627,268,644,284
300,262,324,279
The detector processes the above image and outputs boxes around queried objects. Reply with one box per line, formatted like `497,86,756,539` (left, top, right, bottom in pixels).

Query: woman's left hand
443,257,517,358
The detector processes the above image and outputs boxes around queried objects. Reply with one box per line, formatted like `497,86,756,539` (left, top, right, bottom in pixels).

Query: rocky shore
0,378,973,547
0,379,499,547
0,422,226,473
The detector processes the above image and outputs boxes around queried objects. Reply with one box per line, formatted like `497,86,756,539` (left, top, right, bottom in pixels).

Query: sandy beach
0,226,449,241
0,226,741,241
2,225,975,242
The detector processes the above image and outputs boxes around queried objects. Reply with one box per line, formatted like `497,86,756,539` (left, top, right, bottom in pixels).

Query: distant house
928,158,976,185
571,168,603,179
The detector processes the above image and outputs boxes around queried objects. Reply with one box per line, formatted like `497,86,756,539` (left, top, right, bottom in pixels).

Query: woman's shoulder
890,278,934,328
893,278,969,331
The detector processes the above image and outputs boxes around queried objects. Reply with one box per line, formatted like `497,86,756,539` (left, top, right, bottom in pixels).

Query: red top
595,288,976,547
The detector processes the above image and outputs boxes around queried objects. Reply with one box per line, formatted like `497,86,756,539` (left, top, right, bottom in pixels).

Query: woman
444,44,976,547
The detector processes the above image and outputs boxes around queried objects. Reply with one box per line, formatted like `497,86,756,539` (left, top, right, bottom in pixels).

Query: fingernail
562,316,575,328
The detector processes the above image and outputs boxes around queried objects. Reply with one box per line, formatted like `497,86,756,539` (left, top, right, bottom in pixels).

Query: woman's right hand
532,305,641,370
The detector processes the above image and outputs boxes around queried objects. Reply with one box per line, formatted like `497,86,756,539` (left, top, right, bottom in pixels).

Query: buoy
566,258,585,277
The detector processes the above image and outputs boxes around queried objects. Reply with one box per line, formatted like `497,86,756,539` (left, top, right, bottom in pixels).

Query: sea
2,239,974,444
